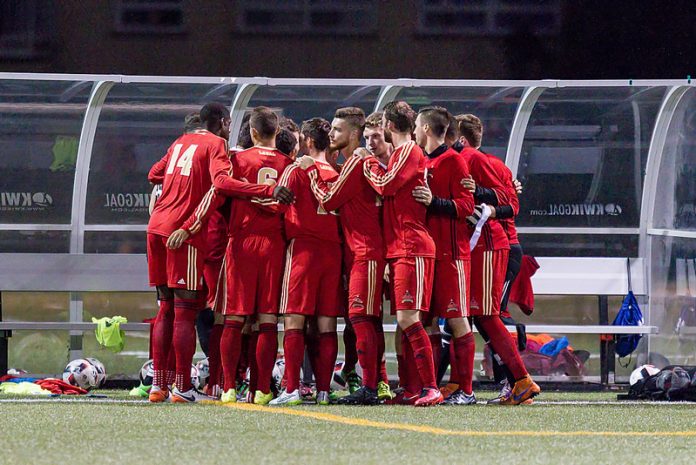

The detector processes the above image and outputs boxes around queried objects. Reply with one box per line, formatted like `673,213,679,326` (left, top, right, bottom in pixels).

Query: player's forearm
213,173,274,198
495,205,515,219
474,185,498,206
181,189,224,235
428,196,458,218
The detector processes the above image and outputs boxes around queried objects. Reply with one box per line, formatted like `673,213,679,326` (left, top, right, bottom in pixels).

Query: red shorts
280,238,342,317
470,248,508,316
348,258,385,317
431,259,470,318
219,234,285,316
389,256,434,314
147,233,205,291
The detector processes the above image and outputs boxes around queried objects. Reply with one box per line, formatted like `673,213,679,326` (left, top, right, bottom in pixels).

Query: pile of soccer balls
62,357,107,391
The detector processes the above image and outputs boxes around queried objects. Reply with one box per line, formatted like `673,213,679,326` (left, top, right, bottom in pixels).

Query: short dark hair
237,121,253,149
365,111,383,130
301,117,331,151
249,106,279,139
275,128,297,157
457,114,483,148
279,116,299,134
383,100,416,133
419,106,451,138
183,112,202,133
445,113,459,144
334,107,366,136
199,102,230,130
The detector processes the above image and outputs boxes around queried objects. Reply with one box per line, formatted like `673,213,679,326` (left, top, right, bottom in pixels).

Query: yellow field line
221,402,696,437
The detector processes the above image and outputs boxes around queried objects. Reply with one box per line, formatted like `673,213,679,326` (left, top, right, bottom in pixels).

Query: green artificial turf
1,390,695,465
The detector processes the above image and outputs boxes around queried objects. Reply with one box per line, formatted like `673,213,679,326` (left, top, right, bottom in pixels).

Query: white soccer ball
629,364,660,386
190,364,200,389
139,359,154,387
195,358,209,389
272,358,285,392
62,359,99,390
85,357,107,388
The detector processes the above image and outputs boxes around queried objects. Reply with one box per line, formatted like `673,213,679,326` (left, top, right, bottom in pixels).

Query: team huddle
146,100,540,407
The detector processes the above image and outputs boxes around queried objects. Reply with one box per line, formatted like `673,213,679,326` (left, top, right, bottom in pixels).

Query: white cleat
269,389,302,406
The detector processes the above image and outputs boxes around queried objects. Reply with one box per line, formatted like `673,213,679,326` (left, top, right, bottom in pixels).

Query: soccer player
276,128,299,160
411,107,477,405
269,118,343,406
457,114,529,404
147,102,291,403
456,116,540,405
361,101,442,407
216,107,295,405
327,107,366,394
304,112,391,405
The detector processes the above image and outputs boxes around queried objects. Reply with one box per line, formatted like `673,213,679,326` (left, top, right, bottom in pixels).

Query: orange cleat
499,375,540,405
440,383,459,399
148,386,169,403
414,388,444,407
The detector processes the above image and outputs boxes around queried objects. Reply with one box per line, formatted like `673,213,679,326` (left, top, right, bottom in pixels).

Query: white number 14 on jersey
166,144,198,176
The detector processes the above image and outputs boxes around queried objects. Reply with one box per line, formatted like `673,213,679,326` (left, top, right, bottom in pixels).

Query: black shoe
336,386,379,405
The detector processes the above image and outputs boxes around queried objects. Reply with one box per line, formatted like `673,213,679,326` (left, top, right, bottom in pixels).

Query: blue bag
612,259,644,358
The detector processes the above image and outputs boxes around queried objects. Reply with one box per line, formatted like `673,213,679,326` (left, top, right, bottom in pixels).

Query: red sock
403,321,437,390
429,333,442,379
350,315,378,389
316,331,338,392
373,319,388,384
220,320,244,392
342,320,358,373
476,316,527,380
248,331,259,393
453,332,475,394
400,331,422,394
256,323,278,394
151,299,174,389
166,343,176,387
306,331,320,378
207,324,223,389
283,329,305,393
172,298,199,392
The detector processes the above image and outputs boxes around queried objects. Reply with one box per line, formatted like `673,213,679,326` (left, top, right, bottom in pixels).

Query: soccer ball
190,364,200,390
85,357,107,388
63,359,99,390
195,358,209,389
629,364,660,386
656,367,691,398
139,359,154,387
331,361,347,391
272,358,285,393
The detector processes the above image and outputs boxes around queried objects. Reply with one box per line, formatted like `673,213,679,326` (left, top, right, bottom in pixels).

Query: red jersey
424,146,475,260
147,130,232,250
306,154,384,261
487,154,520,245
363,141,436,259
275,160,341,243
459,147,510,252
226,146,293,238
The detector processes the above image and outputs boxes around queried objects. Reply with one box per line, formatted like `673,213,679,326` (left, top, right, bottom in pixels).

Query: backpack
612,259,644,358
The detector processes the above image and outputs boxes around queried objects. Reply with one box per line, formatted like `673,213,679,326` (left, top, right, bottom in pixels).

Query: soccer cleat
337,386,379,405
414,388,444,407
130,383,151,398
499,375,541,406
254,390,274,405
269,389,302,406
148,386,169,403
387,389,419,405
316,390,331,405
204,384,222,399
328,390,339,402
343,369,362,394
299,382,314,399
443,390,477,405
220,388,237,404
171,386,211,403
440,383,459,399
377,381,394,401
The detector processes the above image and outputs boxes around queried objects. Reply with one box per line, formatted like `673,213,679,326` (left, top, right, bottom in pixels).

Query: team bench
0,254,657,385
